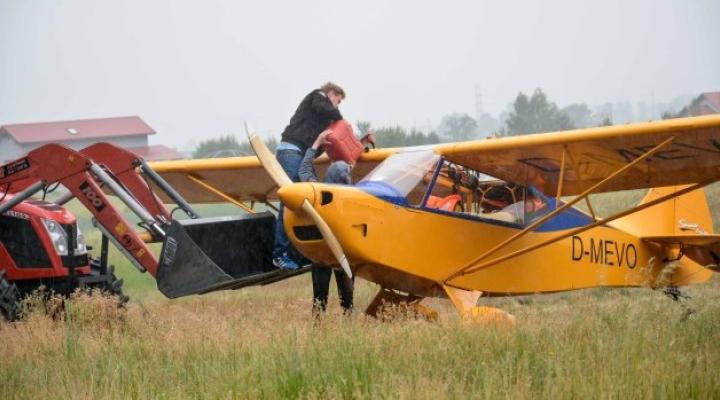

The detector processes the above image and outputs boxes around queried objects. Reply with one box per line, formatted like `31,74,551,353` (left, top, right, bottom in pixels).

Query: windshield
359,148,440,197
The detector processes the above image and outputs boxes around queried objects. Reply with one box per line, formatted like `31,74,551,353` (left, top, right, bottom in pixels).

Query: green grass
1,277,719,399
2,189,720,398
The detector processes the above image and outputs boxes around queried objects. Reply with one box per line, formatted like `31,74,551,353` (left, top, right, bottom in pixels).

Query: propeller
245,122,352,278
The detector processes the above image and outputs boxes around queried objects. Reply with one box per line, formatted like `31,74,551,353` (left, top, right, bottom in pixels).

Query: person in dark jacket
273,82,345,270
298,131,354,315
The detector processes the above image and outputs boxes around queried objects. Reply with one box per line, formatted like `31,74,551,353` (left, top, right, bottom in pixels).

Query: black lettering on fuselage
604,240,614,266
572,236,583,261
614,241,626,266
589,238,603,264
626,244,637,269
570,235,638,268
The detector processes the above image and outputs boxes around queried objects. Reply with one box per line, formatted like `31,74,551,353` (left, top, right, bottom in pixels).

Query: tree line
193,89,701,157
193,136,278,159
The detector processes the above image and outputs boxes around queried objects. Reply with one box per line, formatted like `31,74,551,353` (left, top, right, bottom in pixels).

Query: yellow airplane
148,114,720,323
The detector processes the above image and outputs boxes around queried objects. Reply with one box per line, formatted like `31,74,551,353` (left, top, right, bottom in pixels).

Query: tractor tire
0,270,20,321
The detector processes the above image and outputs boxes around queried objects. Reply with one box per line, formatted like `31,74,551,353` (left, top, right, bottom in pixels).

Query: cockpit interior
356,148,593,230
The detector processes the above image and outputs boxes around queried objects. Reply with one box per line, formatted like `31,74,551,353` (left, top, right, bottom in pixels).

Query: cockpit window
421,159,593,230
423,159,517,222
422,159,556,226
357,150,592,231
358,147,439,205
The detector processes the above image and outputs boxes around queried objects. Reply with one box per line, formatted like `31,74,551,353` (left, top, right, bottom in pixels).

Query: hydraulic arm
0,143,278,298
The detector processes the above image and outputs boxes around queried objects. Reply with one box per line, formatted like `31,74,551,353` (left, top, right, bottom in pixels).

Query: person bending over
273,82,345,270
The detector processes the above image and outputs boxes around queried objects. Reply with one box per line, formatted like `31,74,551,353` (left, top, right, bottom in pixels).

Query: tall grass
1,276,719,399
2,188,719,398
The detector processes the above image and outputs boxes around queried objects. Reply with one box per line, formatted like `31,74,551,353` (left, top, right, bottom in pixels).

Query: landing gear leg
365,287,438,321
443,285,515,325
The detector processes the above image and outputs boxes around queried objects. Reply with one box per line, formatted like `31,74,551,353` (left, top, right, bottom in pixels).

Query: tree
406,128,440,146
265,137,278,153
438,113,478,141
561,103,595,128
193,135,277,158
372,126,440,147
593,103,613,126
374,126,408,147
504,89,573,135
475,112,499,137
598,116,613,126
356,120,372,136
193,135,244,158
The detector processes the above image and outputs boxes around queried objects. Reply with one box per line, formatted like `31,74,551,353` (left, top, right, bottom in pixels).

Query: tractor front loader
0,143,286,317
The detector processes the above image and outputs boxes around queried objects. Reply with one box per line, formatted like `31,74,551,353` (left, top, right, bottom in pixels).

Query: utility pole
475,84,483,121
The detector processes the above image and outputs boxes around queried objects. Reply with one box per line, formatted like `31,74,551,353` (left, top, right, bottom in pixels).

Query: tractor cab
0,193,90,281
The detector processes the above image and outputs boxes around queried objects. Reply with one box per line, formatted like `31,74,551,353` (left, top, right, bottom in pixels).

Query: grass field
2,190,720,398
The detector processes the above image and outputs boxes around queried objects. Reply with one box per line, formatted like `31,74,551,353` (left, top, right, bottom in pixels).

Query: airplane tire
0,270,20,321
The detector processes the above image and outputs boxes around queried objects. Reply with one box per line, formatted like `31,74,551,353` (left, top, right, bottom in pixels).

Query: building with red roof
672,92,720,118
0,116,183,162
698,92,720,114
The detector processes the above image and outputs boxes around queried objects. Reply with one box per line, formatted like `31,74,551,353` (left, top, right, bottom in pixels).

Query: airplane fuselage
284,183,713,298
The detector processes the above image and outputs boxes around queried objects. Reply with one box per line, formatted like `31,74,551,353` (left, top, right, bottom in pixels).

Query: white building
0,116,182,163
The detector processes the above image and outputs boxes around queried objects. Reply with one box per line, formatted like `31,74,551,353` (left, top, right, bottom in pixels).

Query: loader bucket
156,212,277,298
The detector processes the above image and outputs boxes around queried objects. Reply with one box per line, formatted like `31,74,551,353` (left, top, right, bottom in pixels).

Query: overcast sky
1,0,718,149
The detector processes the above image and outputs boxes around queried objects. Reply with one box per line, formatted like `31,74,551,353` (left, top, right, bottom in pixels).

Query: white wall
0,135,25,163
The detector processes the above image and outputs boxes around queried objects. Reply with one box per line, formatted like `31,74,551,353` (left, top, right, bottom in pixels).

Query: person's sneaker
273,254,299,270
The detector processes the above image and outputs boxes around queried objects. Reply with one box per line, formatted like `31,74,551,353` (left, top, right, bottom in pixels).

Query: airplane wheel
0,270,20,321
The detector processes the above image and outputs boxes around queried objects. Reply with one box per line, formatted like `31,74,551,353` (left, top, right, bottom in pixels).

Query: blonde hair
320,82,346,99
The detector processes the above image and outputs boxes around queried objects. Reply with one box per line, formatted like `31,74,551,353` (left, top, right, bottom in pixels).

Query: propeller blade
246,122,293,188
301,200,352,278
245,121,352,278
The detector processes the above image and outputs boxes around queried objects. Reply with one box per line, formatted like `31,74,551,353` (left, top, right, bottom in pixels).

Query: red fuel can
324,120,364,164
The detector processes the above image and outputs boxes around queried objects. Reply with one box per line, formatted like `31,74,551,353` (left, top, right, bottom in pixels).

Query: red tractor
0,192,127,320
0,142,293,321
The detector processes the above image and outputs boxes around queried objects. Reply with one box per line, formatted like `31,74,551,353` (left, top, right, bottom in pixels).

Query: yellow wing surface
148,148,398,204
148,115,720,203
436,114,720,196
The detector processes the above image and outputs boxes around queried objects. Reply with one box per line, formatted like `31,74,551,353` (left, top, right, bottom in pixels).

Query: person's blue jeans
273,149,303,259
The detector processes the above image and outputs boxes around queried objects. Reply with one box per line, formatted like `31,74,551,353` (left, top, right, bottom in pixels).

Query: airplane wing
148,115,720,203
148,148,398,203
435,114,720,196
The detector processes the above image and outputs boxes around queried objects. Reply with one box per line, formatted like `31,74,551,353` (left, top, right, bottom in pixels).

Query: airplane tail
611,186,719,283
611,185,714,237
